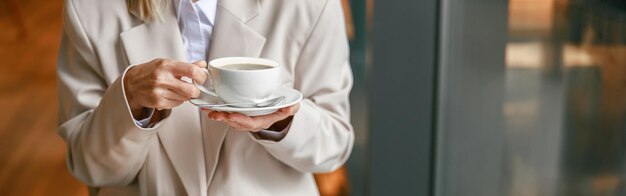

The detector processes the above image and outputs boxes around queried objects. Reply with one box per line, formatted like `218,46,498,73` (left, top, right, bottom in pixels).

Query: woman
56,0,354,195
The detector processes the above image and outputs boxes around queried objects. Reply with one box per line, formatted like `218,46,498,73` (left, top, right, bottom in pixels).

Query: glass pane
507,0,626,194
437,0,626,195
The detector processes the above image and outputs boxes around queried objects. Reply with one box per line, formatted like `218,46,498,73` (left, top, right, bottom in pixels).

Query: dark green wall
370,0,440,195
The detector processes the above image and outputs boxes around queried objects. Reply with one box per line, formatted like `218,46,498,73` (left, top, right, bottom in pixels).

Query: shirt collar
174,0,218,25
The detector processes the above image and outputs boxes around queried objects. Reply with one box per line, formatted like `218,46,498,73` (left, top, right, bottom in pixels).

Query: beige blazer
56,0,354,195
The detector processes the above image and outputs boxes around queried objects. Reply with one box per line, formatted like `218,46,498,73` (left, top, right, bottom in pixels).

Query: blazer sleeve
254,0,355,173
56,0,161,186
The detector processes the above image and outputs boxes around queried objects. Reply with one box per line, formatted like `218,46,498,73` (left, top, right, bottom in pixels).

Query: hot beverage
221,63,274,70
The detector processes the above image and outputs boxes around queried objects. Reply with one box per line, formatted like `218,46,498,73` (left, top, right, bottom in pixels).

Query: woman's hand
124,58,208,119
204,103,300,132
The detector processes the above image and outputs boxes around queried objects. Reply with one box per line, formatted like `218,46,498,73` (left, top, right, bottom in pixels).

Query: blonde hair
127,0,168,21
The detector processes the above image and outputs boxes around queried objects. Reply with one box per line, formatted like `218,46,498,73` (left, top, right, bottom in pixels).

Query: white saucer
189,86,303,116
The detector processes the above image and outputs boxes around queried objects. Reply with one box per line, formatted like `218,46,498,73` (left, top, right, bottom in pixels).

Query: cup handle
195,68,218,97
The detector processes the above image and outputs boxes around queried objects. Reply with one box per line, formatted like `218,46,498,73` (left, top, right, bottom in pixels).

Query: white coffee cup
199,57,280,104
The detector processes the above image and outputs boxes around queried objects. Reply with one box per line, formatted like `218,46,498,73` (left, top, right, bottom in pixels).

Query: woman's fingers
160,78,201,99
225,113,261,130
224,120,250,131
207,111,228,120
208,111,246,129
154,98,184,110
159,62,208,99
169,61,208,84
155,88,188,101
208,111,251,131
234,112,286,131
280,104,300,115
192,60,207,68
206,106,297,132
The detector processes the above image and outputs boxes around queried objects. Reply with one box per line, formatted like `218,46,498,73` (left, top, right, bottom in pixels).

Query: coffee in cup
220,63,274,70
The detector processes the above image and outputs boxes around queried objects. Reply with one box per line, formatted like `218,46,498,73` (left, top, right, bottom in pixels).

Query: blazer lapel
120,3,207,196
120,5,186,64
208,0,265,59
203,0,266,186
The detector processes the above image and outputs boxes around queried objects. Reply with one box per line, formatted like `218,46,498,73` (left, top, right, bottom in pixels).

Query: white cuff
133,108,155,128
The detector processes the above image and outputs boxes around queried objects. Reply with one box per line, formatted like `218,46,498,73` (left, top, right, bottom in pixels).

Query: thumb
192,60,207,68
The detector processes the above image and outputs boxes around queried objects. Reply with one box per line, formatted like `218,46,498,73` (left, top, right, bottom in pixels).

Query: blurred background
0,0,625,195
